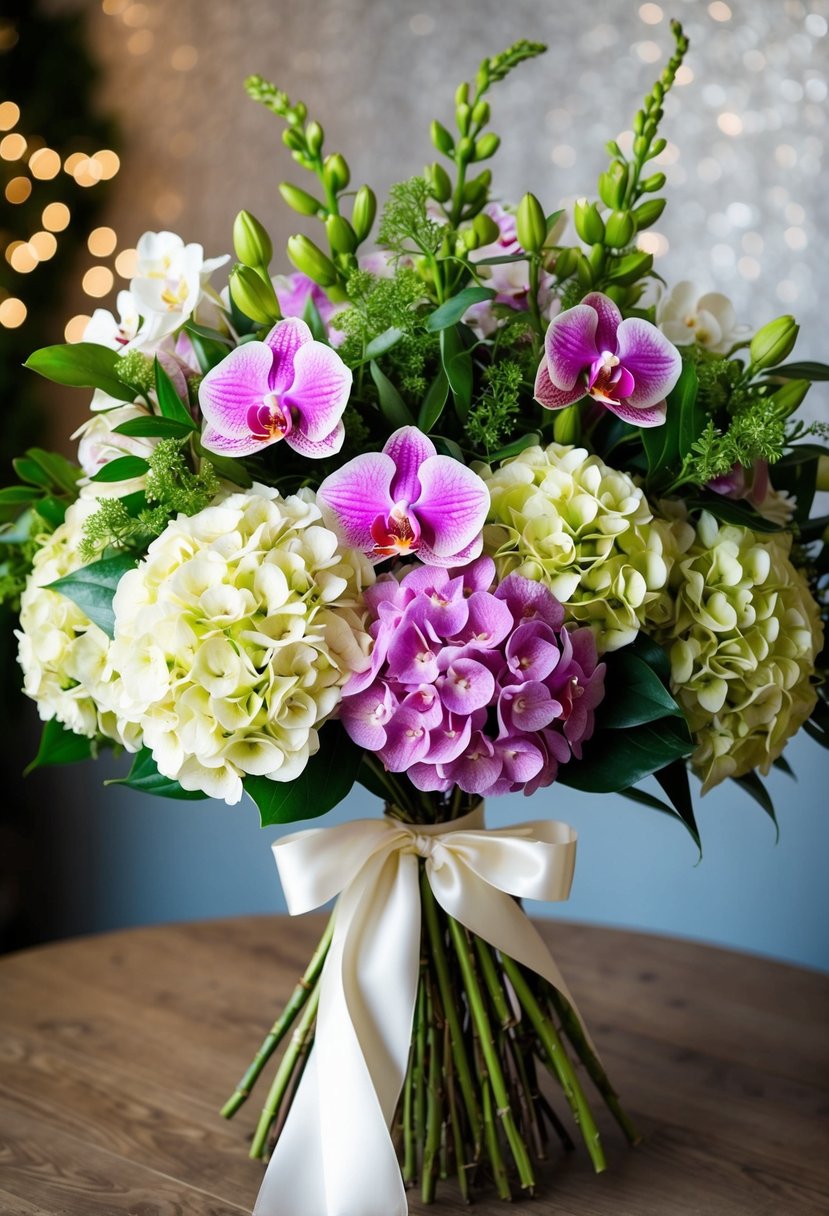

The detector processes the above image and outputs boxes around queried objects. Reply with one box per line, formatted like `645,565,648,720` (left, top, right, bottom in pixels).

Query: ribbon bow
254,806,581,1216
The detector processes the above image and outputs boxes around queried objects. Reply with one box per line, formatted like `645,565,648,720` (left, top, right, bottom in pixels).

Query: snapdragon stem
221,913,334,1119
249,979,320,1160
421,980,442,1202
413,973,427,1168
444,1025,471,1203
402,1037,417,1185
474,937,516,1029
482,1075,511,1200
501,954,607,1174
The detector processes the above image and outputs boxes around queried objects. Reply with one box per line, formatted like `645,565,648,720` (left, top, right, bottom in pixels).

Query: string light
73,156,103,187
29,147,61,179
5,176,31,204
63,151,85,174
88,226,117,256
65,314,91,343
92,149,120,179
82,266,114,297
0,132,27,160
30,231,57,261
0,101,20,130
9,243,39,273
114,247,138,277
0,298,27,328
42,202,70,231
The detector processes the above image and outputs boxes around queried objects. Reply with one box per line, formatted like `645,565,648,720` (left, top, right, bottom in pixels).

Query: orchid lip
369,502,421,558
246,393,293,442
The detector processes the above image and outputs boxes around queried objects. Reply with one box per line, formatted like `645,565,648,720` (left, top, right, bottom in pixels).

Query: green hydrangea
657,511,823,792
480,442,677,652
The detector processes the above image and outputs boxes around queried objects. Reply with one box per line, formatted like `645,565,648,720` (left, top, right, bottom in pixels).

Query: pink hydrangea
339,556,605,797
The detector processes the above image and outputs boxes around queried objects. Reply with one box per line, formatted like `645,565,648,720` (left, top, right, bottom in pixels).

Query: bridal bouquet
4,20,827,1215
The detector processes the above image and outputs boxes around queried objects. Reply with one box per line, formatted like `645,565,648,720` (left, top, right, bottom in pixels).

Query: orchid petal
414,456,489,558
416,532,483,568
317,453,395,548
603,396,668,428
198,342,274,437
264,317,313,394
201,424,271,458
284,421,345,458
580,292,623,353
283,340,352,440
384,426,436,504
544,304,599,390
615,316,683,410
534,361,583,411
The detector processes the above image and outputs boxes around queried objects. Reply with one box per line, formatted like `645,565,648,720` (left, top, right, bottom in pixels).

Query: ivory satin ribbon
254,806,581,1216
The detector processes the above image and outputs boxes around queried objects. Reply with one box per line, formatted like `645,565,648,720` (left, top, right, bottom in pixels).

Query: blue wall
52,728,828,971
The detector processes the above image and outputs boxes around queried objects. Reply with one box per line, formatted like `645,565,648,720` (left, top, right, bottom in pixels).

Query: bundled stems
224,861,638,1201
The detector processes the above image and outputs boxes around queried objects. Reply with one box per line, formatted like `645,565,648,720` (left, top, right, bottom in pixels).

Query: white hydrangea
107,485,375,805
481,443,678,651
16,498,139,748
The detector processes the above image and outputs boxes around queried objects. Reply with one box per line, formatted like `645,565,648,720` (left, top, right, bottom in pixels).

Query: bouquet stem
224,862,640,1201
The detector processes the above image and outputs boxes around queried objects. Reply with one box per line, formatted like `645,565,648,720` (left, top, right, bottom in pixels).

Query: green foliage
245,722,363,826
108,747,209,800
47,551,137,638
686,397,787,486
25,343,138,402
465,359,524,454
24,718,95,775
378,177,444,259
336,268,436,402
480,40,547,86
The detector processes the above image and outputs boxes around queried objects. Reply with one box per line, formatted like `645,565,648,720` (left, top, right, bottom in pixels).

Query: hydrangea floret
658,511,823,792
340,555,605,796
106,485,374,804
535,291,682,427
481,442,677,651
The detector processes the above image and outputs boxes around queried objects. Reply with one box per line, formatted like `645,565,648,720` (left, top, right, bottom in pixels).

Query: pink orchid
198,317,351,458
534,291,682,427
317,426,490,567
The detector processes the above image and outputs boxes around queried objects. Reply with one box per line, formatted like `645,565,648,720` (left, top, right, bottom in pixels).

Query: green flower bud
607,249,653,286
640,172,666,192
472,211,501,246
604,210,635,247
427,162,452,203
768,378,810,417
632,197,666,228
282,128,305,152
598,161,628,210
633,135,649,159
554,246,579,278
817,455,829,493
455,82,469,107
576,251,594,289
476,60,490,93
463,170,491,204
229,265,281,325
430,120,455,157
573,198,605,245
633,110,646,135
604,284,630,308
516,192,547,254
588,242,605,275
750,315,799,370
323,153,350,192
461,227,479,251
473,132,500,161
286,234,339,287
232,210,273,269
471,99,490,126
553,403,582,445
457,135,475,162
305,121,324,156
455,103,471,135
278,182,322,217
325,214,357,255
351,185,377,241
648,137,667,159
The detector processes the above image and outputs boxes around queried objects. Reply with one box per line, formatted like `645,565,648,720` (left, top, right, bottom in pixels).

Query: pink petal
423,712,472,764
408,762,453,793
544,304,599,391
201,423,273,458
383,426,436,503
416,532,483,568
198,342,273,437
580,292,623,353
413,456,489,559
285,420,345,458
380,707,432,771
603,397,667,428
317,452,395,548
534,361,583,411
264,318,313,395
283,341,352,441
339,684,395,751
437,658,495,715
615,317,683,410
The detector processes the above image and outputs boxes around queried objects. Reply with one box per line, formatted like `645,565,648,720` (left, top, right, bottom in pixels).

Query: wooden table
1,916,827,1215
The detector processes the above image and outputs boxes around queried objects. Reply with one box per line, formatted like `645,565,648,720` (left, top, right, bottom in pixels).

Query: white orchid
656,281,747,354
83,290,142,350
129,230,228,347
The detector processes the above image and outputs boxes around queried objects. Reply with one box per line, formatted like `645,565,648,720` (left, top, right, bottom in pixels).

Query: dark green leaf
47,552,137,637
24,449,81,495
732,771,779,839
184,325,232,373
545,208,565,231
558,717,694,794
474,253,528,267
0,486,39,506
440,326,473,420
654,758,700,848
432,436,466,462
184,321,234,347
487,433,541,462
245,722,362,826
114,416,195,439
766,452,818,524
685,496,785,533
35,497,68,528
25,343,136,401
119,491,150,517
107,747,209,800
598,650,683,729
618,781,701,854
24,718,94,776
418,368,449,432
765,361,829,381
642,361,699,492
193,438,254,488
303,293,328,343
425,287,495,332
89,455,150,484
154,357,197,428
364,327,404,361
772,754,795,778
676,363,704,460
13,457,52,489
370,360,415,428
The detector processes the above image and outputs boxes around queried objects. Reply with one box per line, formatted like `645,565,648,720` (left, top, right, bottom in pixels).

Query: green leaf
418,367,449,432
772,754,795,778
487,432,541,462
24,718,94,776
89,455,150,483
303,293,328,343
425,287,495,332
192,438,254,488
47,552,137,637
364,327,404,361
184,324,232,373
370,360,415,428
184,321,234,347
440,326,473,420
0,486,39,506
13,457,52,489
35,497,68,528
559,717,694,794
767,451,818,524
432,435,466,462
732,771,779,839
474,253,528,267
545,208,565,231
676,363,704,460
107,747,208,800
765,360,829,381
245,722,362,826
24,448,81,495
642,361,699,492
654,758,700,848
25,343,136,401
113,416,195,439
154,357,197,428
685,495,785,533
598,650,683,729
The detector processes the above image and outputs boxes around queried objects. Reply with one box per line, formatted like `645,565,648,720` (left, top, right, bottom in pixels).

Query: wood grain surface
1,916,827,1215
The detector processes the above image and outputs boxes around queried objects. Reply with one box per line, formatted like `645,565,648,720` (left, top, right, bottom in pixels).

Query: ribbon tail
254,847,421,1216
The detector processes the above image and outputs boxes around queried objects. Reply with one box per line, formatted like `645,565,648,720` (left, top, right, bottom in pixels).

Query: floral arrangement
3,21,827,1216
